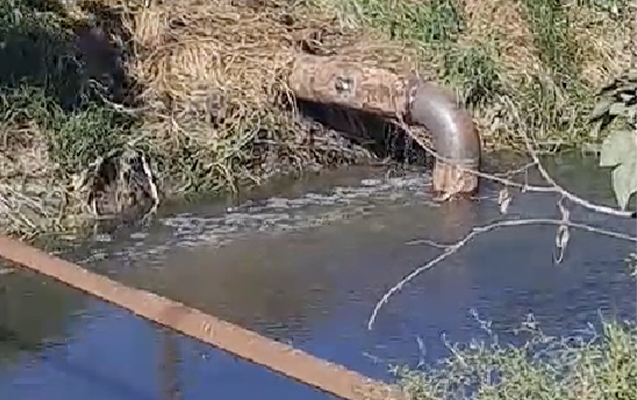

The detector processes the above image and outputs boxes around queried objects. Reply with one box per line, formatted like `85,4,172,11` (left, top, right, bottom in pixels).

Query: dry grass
83,0,426,192
566,1,635,87
0,0,400,237
461,0,543,78
0,0,634,238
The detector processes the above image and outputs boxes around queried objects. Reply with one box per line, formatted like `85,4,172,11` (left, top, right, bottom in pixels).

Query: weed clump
321,0,465,45
319,0,634,150
0,0,390,237
72,0,441,198
397,319,637,400
107,0,377,194
0,0,162,237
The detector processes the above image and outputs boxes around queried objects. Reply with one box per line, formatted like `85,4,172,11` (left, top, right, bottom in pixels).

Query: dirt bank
0,0,634,238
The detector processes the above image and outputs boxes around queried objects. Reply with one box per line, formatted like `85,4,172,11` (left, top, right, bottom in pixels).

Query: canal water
0,153,634,400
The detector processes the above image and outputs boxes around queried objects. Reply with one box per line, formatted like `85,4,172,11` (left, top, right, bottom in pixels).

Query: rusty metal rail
0,234,406,400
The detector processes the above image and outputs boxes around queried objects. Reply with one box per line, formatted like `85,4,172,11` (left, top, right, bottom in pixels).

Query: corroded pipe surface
289,55,481,196
289,55,410,118
407,80,480,195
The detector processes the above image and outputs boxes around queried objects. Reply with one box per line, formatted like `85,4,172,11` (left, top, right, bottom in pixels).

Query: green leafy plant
589,69,637,210
397,317,637,400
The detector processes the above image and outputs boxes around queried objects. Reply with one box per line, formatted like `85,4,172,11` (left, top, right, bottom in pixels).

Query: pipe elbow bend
407,81,481,194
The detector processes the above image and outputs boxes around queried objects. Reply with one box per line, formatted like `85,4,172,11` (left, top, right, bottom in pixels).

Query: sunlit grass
321,0,632,150
315,0,465,46
0,0,633,237
397,317,637,400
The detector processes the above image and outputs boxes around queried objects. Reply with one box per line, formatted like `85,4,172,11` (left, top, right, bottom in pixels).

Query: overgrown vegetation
324,0,465,45
0,0,142,237
0,0,634,395
396,317,637,400
0,0,634,238
321,0,634,148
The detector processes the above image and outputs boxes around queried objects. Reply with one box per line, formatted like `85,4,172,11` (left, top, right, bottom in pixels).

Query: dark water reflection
0,153,634,400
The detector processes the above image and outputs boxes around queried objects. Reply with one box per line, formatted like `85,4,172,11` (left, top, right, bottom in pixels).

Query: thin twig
367,218,637,330
493,161,537,178
405,238,450,249
395,121,636,218
521,131,635,217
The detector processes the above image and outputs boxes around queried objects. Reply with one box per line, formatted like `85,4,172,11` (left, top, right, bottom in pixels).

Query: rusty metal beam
0,234,406,400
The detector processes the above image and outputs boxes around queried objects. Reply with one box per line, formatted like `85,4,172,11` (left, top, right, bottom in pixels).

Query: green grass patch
439,42,503,108
577,0,631,15
324,0,611,149
512,74,595,147
325,0,465,47
397,318,637,400
0,85,136,175
0,0,136,170
521,0,581,82
518,0,597,146
0,0,146,236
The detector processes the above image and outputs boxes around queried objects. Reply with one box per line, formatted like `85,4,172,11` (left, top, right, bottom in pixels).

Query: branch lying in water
367,218,637,330
395,121,636,218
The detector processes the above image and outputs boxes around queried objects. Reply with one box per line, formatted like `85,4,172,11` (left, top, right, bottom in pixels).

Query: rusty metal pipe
407,81,481,195
288,55,481,196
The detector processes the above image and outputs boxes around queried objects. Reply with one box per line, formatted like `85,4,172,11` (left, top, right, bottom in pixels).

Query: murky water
0,154,635,400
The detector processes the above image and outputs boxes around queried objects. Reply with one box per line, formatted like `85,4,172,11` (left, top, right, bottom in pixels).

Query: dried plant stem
397,121,636,218
521,129,635,217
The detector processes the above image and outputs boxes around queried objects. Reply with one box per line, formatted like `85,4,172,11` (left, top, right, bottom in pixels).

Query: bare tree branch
520,131,635,218
368,98,636,334
367,218,637,330
395,121,637,218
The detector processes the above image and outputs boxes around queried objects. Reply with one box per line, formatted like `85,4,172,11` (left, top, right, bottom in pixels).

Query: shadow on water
0,264,86,363
0,152,634,400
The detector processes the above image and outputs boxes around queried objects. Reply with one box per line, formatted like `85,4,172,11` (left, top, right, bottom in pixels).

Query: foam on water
82,172,437,265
